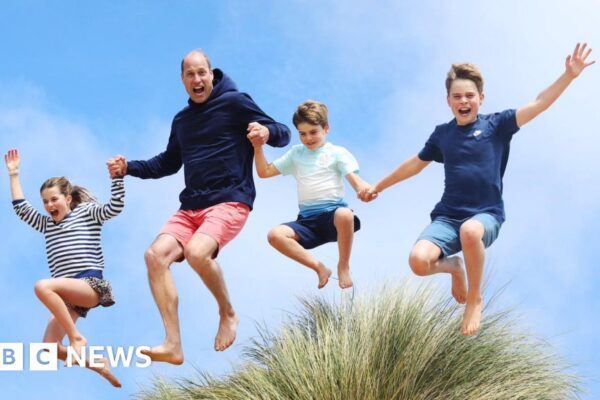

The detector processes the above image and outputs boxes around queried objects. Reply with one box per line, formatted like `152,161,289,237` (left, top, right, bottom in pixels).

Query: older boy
360,43,594,336
250,100,370,289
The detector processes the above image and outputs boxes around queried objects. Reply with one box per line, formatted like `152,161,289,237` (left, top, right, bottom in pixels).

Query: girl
5,149,124,387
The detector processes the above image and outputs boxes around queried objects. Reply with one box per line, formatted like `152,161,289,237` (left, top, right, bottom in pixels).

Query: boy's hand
565,42,595,79
247,122,269,147
4,149,20,175
358,186,379,202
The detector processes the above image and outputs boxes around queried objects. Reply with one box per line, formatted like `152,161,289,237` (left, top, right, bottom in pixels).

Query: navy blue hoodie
127,69,291,210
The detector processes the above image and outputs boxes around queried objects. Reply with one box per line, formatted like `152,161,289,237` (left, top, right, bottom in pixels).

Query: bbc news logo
0,342,151,371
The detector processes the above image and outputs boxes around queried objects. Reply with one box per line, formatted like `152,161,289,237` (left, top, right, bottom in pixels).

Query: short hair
292,100,329,128
40,177,97,210
181,49,212,73
445,63,484,95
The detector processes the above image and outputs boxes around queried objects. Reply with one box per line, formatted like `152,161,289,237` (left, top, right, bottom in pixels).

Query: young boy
360,43,594,336
250,100,370,289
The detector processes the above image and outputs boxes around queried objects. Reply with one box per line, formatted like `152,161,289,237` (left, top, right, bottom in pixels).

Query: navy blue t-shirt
418,110,520,223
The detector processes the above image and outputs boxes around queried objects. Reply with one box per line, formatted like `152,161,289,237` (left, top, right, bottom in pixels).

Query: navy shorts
283,208,361,249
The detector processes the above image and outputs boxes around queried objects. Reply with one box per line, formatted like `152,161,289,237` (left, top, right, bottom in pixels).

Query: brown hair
445,63,484,95
292,100,329,128
40,177,97,210
181,49,212,73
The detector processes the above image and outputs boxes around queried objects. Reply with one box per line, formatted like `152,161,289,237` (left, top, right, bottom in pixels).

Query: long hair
40,177,97,209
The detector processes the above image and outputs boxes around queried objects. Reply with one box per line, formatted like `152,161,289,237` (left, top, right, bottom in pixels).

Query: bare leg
334,208,354,289
141,234,185,364
43,312,121,387
268,225,332,289
184,232,239,351
459,220,486,336
34,278,100,357
408,240,467,304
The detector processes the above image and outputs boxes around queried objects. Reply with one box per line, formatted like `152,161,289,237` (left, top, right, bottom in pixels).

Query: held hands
358,186,379,203
4,149,20,176
106,155,127,178
565,43,595,79
246,122,269,148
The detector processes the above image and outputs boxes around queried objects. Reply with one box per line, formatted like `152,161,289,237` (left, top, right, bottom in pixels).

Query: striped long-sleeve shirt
13,178,125,278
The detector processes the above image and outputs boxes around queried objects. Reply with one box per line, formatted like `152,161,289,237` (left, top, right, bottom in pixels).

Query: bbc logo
0,343,58,371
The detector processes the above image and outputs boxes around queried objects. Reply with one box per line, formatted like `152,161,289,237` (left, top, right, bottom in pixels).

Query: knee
33,279,51,298
267,227,286,247
183,245,211,269
459,221,484,247
334,208,354,225
145,246,167,276
408,250,430,276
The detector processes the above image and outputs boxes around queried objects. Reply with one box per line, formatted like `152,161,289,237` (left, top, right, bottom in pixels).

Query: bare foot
442,256,467,304
140,343,184,365
88,358,122,388
316,262,332,289
337,265,353,289
461,297,483,336
67,336,87,365
214,312,240,351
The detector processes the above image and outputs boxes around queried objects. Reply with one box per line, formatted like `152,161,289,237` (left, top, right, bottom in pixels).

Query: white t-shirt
273,142,359,217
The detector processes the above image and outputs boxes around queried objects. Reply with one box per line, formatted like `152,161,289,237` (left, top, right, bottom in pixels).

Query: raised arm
516,42,595,128
360,155,430,201
4,149,24,201
251,143,281,178
89,177,125,223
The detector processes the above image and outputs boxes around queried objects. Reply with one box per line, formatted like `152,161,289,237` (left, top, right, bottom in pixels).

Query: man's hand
107,155,127,178
247,122,270,147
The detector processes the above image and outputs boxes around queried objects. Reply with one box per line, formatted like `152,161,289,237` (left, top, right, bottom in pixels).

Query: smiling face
447,78,484,125
181,51,214,104
41,186,72,222
297,122,329,151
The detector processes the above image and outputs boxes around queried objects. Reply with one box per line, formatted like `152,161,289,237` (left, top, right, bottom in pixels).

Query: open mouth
192,86,205,95
458,107,471,117
50,210,59,219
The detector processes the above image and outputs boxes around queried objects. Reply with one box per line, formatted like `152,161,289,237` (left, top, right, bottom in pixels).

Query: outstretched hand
106,155,127,178
4,149,20,174
566,42,595,78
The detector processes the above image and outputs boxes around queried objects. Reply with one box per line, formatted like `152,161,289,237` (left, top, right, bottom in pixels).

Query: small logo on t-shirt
317,153,331,167
473,130,482,137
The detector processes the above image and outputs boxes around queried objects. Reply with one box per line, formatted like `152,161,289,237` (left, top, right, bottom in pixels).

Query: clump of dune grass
137,282,580,400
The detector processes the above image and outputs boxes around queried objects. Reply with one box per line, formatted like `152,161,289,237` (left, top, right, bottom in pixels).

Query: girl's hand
4,149,20,175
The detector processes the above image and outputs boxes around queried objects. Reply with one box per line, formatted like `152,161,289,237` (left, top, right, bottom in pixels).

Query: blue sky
1,1,599,398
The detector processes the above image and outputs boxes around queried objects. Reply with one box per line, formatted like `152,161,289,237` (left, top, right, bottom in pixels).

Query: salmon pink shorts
160,202,250,256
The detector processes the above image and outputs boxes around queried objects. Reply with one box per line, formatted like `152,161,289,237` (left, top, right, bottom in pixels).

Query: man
109,49,290,364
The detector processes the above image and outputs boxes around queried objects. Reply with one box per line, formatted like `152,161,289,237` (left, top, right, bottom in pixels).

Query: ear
479,92,485,104
66,194,72,205
324,124,330,134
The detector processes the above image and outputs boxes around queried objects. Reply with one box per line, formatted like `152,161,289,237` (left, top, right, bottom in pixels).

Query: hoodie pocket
185,158,237,193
